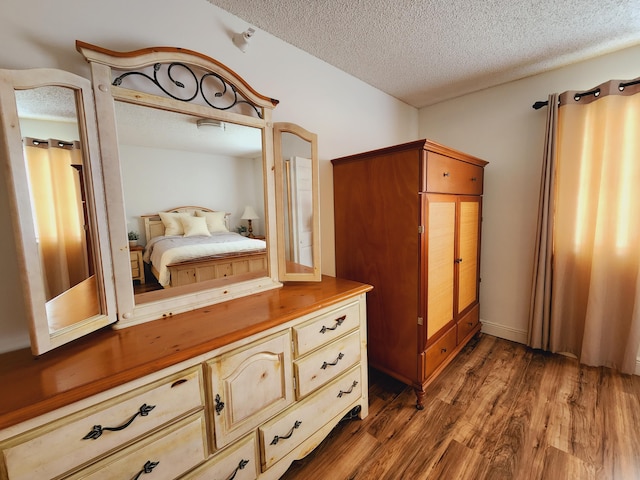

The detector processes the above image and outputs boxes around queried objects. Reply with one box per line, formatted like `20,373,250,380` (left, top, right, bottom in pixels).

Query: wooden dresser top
0,276,371,430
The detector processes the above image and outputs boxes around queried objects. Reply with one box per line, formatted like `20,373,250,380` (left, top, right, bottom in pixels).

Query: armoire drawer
66,411,207,480
182,432,258,480
292,301,360,357
424,327,457,378
426,152,484,195
259,366,362,471
294,330,361,398
457,304,480,342
1,366,204,480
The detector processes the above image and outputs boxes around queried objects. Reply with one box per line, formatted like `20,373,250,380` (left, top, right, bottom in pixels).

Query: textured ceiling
206,0,640,108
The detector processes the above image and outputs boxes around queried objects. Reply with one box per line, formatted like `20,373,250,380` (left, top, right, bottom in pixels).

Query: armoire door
456,196,481,316
423,193,456,343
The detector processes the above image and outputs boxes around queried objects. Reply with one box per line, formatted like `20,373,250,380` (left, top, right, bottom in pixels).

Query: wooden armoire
332,139,488,408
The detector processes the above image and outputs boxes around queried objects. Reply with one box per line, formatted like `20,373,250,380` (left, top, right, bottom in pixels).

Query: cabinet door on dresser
207,332,294,450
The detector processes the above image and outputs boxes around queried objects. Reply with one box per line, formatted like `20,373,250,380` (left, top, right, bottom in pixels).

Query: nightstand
129,245,145,284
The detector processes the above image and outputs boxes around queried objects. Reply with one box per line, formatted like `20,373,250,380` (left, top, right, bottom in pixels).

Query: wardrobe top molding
75,40,279,109
331,139,489,167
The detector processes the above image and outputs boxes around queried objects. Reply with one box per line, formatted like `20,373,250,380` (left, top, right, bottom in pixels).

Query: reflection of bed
142,206,267,288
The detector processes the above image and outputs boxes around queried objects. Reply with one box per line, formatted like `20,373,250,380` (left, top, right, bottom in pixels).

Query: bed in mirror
0,68,116,354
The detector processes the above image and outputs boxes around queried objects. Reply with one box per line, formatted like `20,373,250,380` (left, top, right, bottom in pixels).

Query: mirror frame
0,68,117,354
274,122,321,281
76,41,288,327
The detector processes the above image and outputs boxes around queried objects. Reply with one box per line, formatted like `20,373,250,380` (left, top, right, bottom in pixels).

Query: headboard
141,206,231,242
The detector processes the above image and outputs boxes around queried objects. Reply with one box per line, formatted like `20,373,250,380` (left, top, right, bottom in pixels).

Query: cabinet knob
441,348,447,353
471,177,478,182
443,172,450,177
454,258,463,264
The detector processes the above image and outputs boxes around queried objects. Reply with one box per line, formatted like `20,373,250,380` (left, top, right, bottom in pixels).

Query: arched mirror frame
0,68,117,354
273,122,321,281
76,41,289,327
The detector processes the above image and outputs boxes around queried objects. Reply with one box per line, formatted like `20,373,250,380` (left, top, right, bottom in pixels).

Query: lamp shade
241,206,259,220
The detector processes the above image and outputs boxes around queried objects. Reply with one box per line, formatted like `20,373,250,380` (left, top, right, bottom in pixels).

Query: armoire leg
414,388,426,410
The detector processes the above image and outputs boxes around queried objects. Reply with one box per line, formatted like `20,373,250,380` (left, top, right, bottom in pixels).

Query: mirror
113,101,267,302
0,69,116,354
77,41,284,326
274,123,321,281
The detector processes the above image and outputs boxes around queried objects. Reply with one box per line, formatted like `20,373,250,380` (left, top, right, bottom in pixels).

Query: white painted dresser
0,276,371,479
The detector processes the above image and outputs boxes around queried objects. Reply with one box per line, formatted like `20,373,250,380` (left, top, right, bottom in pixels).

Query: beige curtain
24,138,89,301
529,78,640,374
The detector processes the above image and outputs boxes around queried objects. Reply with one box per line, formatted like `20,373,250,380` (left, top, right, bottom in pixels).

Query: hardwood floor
281,334,640,480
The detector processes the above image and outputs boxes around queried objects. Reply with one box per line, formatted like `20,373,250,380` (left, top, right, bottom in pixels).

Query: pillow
195,210,229,233
159,211,192,236
180,215,211,237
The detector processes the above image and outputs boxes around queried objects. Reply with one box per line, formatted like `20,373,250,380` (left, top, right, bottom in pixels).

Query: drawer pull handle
467,321,474,326
270,420,302,445
170,378,188,388
471,177,478,182
337,380,358,398
215,394,225,415
443,172,450,177
82,403,155,440
132,460,159,479
441,348,447,353
454,258,463,264
225,459,249,480
320,315,346,334
321,352,344,370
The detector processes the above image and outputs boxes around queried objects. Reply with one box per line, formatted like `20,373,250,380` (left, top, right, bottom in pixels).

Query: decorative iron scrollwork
82,403,155,440
112,62,263,118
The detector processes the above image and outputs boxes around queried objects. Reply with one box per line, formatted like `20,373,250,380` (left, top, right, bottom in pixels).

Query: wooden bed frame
141,206,267,288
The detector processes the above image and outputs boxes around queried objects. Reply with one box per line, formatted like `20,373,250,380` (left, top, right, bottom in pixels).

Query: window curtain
528,78,640,374
23,138,89,301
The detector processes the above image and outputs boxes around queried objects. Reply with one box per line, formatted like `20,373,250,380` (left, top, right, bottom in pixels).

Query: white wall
119,145,264,242
0,0,417,353
419,44,640,345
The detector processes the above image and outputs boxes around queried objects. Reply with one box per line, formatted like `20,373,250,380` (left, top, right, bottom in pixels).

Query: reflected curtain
23,138,89,301
529,78,640,374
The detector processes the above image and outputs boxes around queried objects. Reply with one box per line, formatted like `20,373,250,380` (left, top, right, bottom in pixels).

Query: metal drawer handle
132,460,159,479
270,420,301,445
225,459,250,480
443,172,450,177
82,403,155,440
215,394,225,415
441,348,447,354
321,352,344,369
471,177,478,181
337,380,358,398
320,315,346,334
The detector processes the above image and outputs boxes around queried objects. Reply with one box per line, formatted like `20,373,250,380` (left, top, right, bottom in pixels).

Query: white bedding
143,232,266,286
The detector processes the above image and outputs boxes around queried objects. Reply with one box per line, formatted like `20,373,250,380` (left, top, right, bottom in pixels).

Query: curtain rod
531,78,640,109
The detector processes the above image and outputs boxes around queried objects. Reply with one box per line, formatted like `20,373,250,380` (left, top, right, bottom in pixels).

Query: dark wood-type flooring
281,334,640,480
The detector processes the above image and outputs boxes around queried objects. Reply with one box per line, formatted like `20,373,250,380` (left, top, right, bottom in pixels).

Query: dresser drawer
1,366,204,480
259,366,362,470
457,304,480,342
292,301,360,357
424,326,457,378
67,411,207,480
182,433,258,480
426,152,484,195
294,330,361,398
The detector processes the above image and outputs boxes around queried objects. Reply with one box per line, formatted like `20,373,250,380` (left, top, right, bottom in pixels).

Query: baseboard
480,319,528,345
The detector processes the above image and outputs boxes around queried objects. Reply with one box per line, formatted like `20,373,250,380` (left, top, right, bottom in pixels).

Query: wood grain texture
0,276,371,430
281,334,640,480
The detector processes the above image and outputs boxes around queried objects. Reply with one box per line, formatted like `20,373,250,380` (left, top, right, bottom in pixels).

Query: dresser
129,245,145,284
332,140,488,408
0,277,371,479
